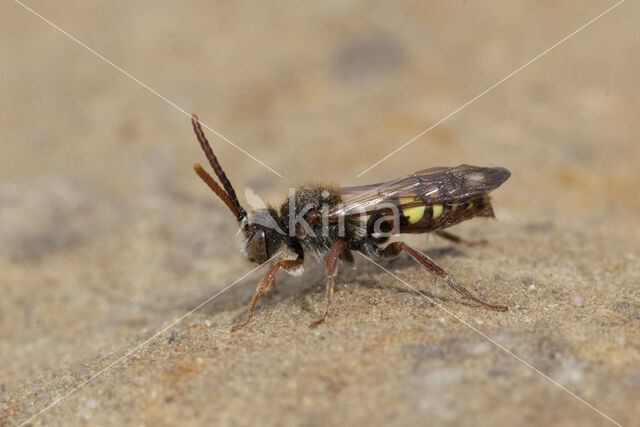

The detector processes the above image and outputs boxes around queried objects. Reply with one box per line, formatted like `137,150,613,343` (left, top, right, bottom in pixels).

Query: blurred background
1,1,638,425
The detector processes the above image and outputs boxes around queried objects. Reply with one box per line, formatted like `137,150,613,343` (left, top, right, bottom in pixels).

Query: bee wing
329,165,510,219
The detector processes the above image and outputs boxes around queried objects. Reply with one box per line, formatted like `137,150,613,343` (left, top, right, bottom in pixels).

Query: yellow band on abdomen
402,205,426,224
432,204,443,218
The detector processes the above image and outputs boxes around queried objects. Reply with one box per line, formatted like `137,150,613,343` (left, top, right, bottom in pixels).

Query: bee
190,114,510,330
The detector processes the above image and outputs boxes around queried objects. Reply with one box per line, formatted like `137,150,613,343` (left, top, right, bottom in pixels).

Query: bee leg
231,258,303,331
377,242,507,312
342,248,354,264
311,240,347,327
435,230,487,247
264,262,277,298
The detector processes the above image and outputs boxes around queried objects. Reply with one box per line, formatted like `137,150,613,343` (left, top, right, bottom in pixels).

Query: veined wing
328,165,510,219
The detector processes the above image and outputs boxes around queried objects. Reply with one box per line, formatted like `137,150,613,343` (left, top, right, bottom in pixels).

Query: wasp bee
190,114,510,330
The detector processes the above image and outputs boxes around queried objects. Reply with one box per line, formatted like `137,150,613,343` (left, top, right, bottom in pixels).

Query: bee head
240,209,284,264
243,223,268,264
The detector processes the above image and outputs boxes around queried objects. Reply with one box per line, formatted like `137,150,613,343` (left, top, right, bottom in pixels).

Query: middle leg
311,240,347,327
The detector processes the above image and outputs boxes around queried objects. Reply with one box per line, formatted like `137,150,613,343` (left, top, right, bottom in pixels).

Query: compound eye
247,229,268,264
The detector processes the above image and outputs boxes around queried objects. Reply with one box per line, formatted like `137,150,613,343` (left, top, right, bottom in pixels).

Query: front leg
232,258,303,331
377,242,507,311
263,261,278,298
311,240,347,327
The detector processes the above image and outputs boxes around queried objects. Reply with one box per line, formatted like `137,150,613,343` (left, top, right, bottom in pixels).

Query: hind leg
377,242,507,311
435,230,487,247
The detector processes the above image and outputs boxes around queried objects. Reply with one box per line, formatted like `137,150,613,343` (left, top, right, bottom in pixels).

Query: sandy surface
1,1,639,426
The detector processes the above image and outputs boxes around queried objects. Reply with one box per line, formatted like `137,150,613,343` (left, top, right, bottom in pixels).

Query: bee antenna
191,113,247,221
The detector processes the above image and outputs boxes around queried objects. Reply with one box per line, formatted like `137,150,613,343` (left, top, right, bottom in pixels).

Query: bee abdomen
399,194,494,234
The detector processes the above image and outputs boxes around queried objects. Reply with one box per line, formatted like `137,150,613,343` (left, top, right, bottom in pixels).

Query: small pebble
569,295,583,306
168,330,180,344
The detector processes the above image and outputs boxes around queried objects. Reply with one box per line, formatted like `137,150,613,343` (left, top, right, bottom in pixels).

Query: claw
310,314,328,328
231,320,250,332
